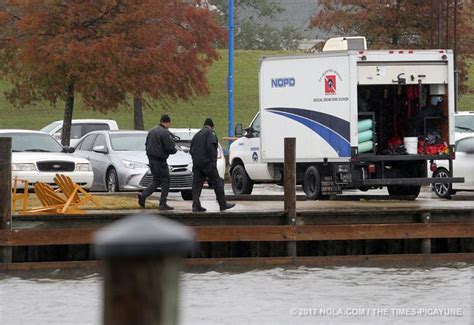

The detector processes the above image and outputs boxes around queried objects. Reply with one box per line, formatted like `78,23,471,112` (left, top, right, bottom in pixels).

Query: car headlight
76,163,92,171
12,163,36,171
121,160,149,169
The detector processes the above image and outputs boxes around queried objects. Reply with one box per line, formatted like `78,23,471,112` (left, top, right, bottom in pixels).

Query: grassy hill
0,50,472,139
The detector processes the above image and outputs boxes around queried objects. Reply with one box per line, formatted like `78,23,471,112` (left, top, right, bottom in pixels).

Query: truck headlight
76,163,92,171
122,160,148,169
12,163,36,171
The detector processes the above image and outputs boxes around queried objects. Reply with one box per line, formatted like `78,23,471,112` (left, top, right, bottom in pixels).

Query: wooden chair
26,182,87,214
12,177,29,213
54,173,100,211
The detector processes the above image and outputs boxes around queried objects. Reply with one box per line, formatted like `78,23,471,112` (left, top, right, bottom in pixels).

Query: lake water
0,264,472,324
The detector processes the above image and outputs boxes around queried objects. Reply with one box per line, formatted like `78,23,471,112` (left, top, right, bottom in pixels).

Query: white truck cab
229,113,277,194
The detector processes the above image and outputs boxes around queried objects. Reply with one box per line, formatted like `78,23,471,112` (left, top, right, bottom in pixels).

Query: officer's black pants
141,159,170,205
192,163,225,209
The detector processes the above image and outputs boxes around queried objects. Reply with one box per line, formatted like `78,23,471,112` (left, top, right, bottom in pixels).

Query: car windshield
39,122,61,133
110,133,147,151
3,132,63,152
455,115,474,133
171,130,197,142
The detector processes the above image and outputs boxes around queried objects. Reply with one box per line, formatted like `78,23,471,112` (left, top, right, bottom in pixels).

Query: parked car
73,130,194,200
432,136,474,198
0,130,93,189
170,128,226,179
40,119,119,147
454,111,474,141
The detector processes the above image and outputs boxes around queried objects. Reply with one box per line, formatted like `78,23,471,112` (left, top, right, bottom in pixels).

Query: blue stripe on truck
266,108,351,157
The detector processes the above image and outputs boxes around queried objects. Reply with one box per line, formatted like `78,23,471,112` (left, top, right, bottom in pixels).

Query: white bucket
404,137,418,154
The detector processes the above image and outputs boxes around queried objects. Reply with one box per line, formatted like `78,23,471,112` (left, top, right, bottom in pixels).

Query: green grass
458,60,474,111
1,50,472,138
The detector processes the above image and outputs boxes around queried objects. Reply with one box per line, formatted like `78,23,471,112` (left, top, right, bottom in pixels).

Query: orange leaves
0,0,225,110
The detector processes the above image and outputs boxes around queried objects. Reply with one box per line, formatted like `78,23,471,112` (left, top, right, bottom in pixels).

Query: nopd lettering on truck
271,78,295,88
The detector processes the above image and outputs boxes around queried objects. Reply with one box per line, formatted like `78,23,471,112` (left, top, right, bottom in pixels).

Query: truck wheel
181,190,193,201
303,166,323,200
432,167,452,199
231,165,253,195
387,185,421,200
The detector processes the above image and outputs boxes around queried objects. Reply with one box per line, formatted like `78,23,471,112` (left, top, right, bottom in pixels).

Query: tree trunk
134,96,144,130
61,82,75,147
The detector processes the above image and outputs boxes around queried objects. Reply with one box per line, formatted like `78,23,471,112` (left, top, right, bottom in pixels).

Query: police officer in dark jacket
190,118,235,212
137,115,177,211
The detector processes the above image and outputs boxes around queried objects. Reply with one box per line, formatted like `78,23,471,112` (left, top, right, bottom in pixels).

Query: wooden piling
421,213,431,254
284,138,297,257
0,137,12,263
95,214,195,325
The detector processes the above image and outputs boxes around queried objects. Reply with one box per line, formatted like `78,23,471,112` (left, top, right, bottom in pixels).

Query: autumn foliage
311,0,473,93
0,0,225,144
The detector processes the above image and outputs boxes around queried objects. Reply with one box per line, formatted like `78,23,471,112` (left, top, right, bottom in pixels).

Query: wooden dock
1,199,474,269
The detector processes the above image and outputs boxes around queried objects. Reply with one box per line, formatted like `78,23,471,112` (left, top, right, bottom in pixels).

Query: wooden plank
194,223,474,242
2,253,474,271
185,253,474,267
0,260,101,271
0,223,473,246
0,137,12,230
2,228,96,246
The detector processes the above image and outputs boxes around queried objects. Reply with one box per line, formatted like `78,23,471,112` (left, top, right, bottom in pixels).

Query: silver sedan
74,130,193,200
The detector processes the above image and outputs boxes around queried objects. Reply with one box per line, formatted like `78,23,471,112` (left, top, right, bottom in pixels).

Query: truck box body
260,50,455,163
229,46,462,199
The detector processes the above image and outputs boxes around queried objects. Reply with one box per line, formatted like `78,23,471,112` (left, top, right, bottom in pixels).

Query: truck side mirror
235,124,243,137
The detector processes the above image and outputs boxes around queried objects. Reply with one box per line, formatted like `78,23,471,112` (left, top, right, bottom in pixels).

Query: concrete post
284,138,297,257
95,214,196,325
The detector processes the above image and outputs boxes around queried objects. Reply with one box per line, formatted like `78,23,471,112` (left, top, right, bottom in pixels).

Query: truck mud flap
351,177,464,186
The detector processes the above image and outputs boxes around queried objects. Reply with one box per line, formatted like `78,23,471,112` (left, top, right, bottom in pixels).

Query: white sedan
0,130,93,189
170,128,226,179
432,136,474,198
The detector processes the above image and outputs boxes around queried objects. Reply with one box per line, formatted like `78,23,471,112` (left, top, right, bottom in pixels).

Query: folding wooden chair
54,173,100,211
28,182,84,214
12,177,29,213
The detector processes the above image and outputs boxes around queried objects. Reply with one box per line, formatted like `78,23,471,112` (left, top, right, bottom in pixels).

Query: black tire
387,185,421,200
181,190,193,201
231,165,253,195
432,167,452,199
303,165,322,200
106,168,119,192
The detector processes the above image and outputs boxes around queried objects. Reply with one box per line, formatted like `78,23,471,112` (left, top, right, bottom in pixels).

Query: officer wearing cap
190,118,235,212
138,114,177,211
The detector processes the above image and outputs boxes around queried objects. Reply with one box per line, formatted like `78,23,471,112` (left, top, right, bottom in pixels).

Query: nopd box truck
229,37,462,199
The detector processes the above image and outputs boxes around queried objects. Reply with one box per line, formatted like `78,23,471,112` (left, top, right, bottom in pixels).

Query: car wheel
303,165,323,200
181,190,193,201
106,168,119,192
231,165,253,195
432,167,452,199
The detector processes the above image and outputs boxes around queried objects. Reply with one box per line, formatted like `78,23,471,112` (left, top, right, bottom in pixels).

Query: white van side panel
260,54,353,163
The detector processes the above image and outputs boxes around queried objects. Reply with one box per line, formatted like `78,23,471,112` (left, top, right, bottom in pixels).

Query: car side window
78,134,97,151
249,114,261,138
54,124,82,139
456,137,474,153
82,123,110,137
93,134,107,149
